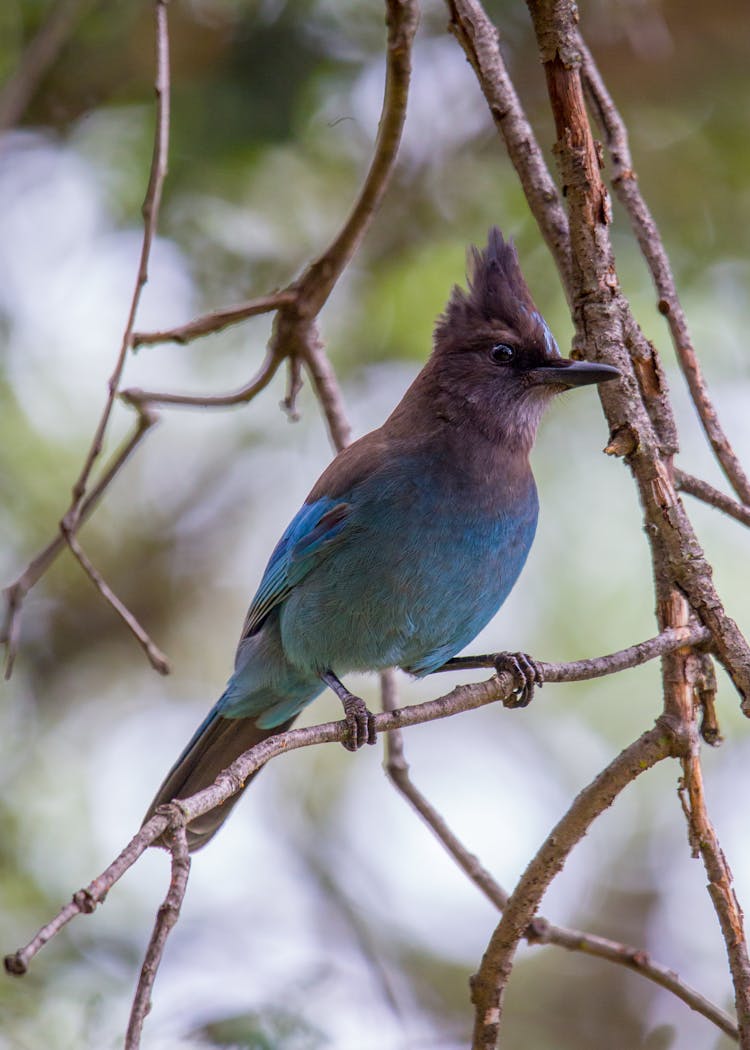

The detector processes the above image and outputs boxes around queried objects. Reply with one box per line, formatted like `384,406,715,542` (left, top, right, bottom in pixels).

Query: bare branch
470,724,675,1050
301,327,353,452
517,0,750,705
529,918,739,1041
66,0,171,521
1,406,159,678
5,807,168,977
1,0,173,677
131,291,297,348
124,826,191,1050
581,43,750,507
3,0,417,670
6,622,714,978
379,674,739,1042
0,0,92,134
60,525,170,675
121,348,282,409
446,0,572,292
294,0,420,315
680,742,750,1037
675,469,750,528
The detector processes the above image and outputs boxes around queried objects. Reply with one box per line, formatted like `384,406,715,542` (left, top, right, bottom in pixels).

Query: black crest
434,228,542,351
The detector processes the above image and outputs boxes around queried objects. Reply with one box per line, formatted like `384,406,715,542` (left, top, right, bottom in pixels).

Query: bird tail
143,708,296,851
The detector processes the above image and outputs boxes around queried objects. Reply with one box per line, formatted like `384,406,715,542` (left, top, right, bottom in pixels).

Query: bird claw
494,651,544,708
341,693,378,751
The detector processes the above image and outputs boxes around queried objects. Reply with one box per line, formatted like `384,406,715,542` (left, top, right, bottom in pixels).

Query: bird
144,228,619,851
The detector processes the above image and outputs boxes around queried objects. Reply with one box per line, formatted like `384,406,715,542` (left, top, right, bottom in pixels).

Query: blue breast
279,456,538,677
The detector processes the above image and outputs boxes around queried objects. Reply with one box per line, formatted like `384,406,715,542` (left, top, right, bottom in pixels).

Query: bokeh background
1,1,749,1047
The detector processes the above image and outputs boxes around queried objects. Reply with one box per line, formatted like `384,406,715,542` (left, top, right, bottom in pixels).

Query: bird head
430,228,619,450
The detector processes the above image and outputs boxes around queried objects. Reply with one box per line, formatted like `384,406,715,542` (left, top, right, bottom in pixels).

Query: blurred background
1,0,749,1047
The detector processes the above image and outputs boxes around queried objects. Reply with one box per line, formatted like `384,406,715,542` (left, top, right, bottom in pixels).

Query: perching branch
4,621,713,982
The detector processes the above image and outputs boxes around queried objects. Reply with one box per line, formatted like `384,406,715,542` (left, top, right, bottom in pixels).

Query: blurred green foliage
0,0,748,1048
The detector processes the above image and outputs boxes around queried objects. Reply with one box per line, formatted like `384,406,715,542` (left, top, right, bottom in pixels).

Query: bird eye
490,343,515,364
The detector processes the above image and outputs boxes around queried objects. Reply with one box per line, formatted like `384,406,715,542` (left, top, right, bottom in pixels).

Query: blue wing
240,497,352,639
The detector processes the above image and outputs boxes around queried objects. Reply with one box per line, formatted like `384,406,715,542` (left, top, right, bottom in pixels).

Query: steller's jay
145,228,619,850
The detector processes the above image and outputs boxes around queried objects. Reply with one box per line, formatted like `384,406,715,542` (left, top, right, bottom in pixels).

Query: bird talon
494,651,543,708
342,693,376,751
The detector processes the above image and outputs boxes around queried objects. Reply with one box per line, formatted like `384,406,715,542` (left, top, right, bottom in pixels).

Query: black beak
527,357,620,389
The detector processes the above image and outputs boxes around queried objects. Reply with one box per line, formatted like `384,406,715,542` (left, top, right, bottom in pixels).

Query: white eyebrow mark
534,312,559,357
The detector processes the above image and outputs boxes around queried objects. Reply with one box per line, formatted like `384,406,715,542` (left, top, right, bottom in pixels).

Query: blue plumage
145,228,618,849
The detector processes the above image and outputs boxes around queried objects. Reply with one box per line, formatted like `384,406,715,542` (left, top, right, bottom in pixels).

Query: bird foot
321,670,378,751
494,651,544,709
340,692,378,751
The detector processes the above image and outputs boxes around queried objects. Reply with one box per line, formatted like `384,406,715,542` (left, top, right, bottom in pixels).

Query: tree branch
120,347,282,410
124,826,191,1050
5,622,713,979
379,674,738,1042
59,524,170,675
446,0,572,291
293,0,420,316
1,405,158,678
580,42,750,507
435,623,710,681
470,724,676,1050
3,0,418,673
2,0,173,676
675,469,750,528
65,0,170,522
679,737,750,1037
131,291,297,348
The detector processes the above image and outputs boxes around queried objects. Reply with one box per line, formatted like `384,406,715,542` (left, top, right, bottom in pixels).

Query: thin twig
131,291,297,348
529,918,738,1041
675,469,750,528
5,621,714,978
121,348,282,409
0,0,92,133
680,740,750,1039
60,525,170,675
302,327,353,451
2,0,173,678
294,0,419,315
581,42,750,507
1,406,158,678
470,724,675,1050
124,826,191,1050
3,0,417,668
65,0,170,523
379,674,738,1042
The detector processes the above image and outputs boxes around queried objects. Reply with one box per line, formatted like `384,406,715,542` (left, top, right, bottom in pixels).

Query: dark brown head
427,228,619,450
